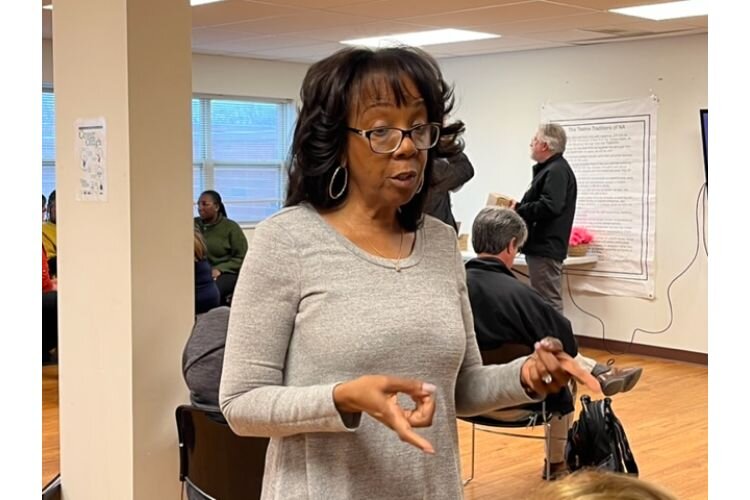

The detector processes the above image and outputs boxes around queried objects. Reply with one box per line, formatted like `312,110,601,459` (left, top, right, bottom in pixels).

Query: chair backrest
176,405,269,500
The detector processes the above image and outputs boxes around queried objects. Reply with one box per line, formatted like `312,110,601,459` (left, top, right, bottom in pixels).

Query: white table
461,251,598,268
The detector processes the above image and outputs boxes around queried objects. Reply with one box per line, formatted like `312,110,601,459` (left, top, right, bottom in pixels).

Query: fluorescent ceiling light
609,0,708,20
341,29,500,48
191,0,226,6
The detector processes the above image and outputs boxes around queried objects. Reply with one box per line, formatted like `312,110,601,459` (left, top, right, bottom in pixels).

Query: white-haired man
513,123,576,314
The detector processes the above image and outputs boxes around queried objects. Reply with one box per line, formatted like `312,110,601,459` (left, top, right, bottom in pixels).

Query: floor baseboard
576,335,707,365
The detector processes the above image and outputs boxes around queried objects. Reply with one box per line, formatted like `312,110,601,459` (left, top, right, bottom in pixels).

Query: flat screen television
700,109,707,184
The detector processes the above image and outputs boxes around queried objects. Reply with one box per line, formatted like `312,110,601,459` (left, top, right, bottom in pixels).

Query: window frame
192,93,295,227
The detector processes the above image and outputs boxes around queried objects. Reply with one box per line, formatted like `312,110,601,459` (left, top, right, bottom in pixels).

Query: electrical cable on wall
565,182,707,356
701,183,708,256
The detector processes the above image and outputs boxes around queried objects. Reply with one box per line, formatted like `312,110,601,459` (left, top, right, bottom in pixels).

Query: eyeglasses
347,123,441,154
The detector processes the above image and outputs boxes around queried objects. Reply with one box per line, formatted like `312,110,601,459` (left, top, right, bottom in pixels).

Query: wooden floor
42,364,60,488
458,348,708,499
42,348,707,497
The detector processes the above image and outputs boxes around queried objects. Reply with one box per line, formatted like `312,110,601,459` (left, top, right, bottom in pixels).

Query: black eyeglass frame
347,122,441,154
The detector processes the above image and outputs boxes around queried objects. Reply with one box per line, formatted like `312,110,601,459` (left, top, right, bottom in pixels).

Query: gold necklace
345,221,405,272
366,228,405,272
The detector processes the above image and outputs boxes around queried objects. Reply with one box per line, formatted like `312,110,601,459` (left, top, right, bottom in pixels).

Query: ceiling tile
254,0,375,8
550,0,675,10
192,0,300,28
403,1,592,28
43,0,708,63
294,21,439,42
192,27,261,45
438,40,568,57
429,35,555,53
618,19,703,34
249,41,345,59
199,35,322,52
526,28,616,43
215,11,379,35
322,0,523,20
476,11,638,36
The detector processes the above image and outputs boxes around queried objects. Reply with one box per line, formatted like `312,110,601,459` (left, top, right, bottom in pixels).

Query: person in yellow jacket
42,190,57,276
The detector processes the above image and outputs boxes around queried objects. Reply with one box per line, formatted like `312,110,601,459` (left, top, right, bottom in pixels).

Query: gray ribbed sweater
219,204,536,500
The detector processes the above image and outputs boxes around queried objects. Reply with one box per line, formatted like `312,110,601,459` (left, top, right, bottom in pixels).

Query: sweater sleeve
219,219,361,437
516,165,570,224
215,221,248,274
453,242,541,416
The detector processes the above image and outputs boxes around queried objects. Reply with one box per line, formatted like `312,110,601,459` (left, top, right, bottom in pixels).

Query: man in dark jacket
424,151,475,233
513,123,577,313
466,207,642,479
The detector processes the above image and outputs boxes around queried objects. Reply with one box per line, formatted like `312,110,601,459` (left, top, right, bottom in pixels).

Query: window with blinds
40,91,294,225
42,89,56,198
193,96,294,225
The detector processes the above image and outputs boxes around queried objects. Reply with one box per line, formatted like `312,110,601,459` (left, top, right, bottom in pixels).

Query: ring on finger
542,374,553,384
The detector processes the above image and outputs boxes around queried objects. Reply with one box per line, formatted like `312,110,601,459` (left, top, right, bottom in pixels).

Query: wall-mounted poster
541,97,657,298
75,117,107,202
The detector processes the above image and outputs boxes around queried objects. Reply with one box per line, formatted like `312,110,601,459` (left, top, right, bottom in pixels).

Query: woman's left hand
521,337,602,397
211,268,221,280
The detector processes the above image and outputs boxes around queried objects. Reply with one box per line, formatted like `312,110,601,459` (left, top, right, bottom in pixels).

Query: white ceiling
41,0,707,63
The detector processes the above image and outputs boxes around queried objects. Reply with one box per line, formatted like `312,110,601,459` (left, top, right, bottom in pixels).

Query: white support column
53,1,193,498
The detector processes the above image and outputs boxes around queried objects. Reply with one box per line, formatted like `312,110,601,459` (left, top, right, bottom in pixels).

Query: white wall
43,39,53,85
441,34,707,354
191,52,308,104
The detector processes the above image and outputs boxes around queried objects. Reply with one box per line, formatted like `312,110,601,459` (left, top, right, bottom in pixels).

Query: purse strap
607,404,639,475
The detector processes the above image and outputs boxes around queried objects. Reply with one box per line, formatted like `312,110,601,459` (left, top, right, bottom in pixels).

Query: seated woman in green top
194,190,248,305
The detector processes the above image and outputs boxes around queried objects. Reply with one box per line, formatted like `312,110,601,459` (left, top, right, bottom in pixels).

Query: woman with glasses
219,46,594,499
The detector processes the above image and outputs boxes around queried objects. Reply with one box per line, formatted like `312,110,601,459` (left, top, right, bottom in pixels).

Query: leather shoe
592,364,643,396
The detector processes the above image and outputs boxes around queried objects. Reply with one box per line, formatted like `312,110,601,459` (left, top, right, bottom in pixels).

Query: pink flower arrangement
569,227,594,246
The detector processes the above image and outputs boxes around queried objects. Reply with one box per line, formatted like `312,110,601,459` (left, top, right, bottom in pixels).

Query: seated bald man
465,206,642,479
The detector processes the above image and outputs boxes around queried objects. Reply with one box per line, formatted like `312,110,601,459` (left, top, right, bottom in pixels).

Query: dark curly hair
285,46,465,231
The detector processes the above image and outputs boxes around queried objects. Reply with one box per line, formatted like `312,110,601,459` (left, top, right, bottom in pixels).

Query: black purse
565,395,639,475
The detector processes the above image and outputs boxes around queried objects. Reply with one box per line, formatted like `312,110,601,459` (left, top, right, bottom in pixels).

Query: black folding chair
176,405,269,500
460,344,574,485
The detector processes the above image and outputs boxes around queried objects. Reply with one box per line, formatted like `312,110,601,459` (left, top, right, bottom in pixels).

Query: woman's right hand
521,337,602,397
333,375,436,454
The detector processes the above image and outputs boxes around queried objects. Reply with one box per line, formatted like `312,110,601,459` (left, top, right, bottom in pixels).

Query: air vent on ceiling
572,27,698,45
